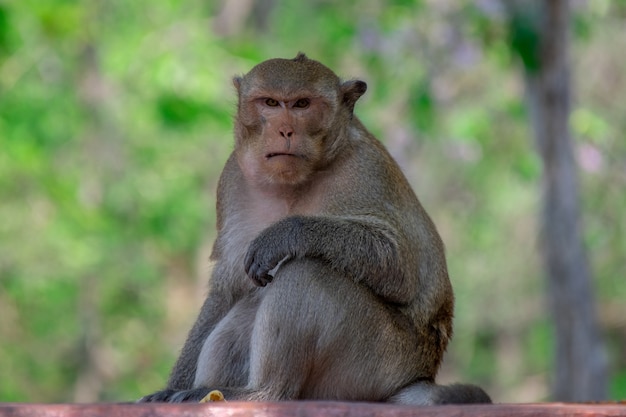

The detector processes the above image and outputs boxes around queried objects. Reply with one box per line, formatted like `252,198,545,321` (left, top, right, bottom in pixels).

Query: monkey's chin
264,158,312,186
269,170,310,187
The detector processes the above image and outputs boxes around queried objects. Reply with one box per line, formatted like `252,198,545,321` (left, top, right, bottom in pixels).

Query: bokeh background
0,0,624,404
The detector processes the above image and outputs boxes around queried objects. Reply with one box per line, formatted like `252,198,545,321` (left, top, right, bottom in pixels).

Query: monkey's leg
147,259,429,403
240,258,424,401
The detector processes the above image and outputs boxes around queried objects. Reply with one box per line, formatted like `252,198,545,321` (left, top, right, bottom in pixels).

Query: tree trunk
519,0,607,401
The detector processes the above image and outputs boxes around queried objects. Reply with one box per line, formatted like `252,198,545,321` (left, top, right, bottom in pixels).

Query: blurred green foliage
0,0,624,403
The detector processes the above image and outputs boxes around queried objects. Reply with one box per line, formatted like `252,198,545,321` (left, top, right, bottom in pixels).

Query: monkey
138,53,491,405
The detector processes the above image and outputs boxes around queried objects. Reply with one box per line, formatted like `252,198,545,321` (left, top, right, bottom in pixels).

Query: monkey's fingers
244,249,275,286
199,390,225,403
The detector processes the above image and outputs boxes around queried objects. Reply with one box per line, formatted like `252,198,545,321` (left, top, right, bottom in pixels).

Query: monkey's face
235,94,337,187
232,54,366,188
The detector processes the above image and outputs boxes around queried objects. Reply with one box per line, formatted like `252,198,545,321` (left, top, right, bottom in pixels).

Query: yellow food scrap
199,390,225,403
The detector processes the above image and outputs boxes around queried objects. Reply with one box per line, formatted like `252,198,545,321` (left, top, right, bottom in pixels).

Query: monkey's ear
341,80,367,112
233,76,243,92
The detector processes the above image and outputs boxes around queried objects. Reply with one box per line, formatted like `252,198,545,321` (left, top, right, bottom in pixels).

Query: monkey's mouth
266,152,300,159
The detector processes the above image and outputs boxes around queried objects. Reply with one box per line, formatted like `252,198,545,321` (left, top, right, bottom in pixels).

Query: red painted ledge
1,402,626,417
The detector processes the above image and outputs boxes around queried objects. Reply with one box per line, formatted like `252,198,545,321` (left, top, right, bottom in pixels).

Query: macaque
139,53,491,405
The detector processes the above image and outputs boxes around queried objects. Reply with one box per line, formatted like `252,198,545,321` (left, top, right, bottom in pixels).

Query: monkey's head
233,53,367,188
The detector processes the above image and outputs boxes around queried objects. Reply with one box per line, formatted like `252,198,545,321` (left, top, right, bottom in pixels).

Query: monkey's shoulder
341,127,418,199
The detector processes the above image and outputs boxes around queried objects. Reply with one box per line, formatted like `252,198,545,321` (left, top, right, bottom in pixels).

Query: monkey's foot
199,390,225,403
137,387,212,403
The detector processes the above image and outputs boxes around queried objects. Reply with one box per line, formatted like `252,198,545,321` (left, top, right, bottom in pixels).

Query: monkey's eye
265,98,279,107
293,98,310,109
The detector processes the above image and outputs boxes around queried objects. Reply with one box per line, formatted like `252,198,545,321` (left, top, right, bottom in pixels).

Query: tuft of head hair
293,52,308,62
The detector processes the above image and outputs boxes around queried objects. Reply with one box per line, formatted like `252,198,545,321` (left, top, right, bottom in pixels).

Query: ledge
1,402,626,417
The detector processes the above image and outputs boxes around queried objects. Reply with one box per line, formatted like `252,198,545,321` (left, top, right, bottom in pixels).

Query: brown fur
138,53,490,405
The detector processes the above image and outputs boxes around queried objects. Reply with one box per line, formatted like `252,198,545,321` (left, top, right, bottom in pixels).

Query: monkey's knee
263,258,334,302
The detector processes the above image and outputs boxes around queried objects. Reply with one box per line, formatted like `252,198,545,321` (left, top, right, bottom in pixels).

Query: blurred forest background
0,0,625,404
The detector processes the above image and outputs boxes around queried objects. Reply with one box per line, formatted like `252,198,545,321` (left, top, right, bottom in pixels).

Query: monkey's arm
244,215,420,304
138,298,221,402
165,275,233,390
165,298,214,389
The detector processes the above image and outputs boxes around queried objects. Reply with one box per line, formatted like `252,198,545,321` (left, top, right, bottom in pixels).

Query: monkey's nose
279,126,294,138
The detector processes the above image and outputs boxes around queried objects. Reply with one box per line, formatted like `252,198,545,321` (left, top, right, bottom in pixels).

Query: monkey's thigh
193,296,259,388
250,258,420,401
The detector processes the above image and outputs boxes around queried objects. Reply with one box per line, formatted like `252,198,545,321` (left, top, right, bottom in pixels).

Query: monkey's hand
244,218,299,286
